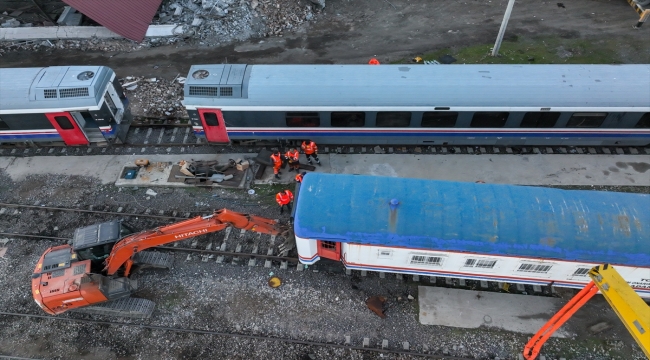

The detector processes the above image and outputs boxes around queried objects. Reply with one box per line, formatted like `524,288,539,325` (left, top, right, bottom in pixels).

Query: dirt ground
2,0,649,77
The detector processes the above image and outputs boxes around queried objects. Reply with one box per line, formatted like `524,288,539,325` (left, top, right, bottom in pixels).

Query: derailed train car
0,66,130,145
292,173,650,297
182,64,650,146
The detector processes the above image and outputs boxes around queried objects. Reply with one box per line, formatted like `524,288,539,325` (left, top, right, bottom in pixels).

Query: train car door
197,109,229,143
45,112,89,145
317,240,341,261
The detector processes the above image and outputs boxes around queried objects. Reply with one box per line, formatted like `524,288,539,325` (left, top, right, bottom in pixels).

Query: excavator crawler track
73,297,155,318
133,251,174,269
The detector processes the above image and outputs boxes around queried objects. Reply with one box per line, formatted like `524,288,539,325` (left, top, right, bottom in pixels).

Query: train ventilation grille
189,86,219,97
43,89,58,99
59,87,90,98
220,87,233,96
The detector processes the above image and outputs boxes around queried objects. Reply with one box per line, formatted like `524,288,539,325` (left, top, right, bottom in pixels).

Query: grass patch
413,36,643,64
159,285,188,309
250,183,291,206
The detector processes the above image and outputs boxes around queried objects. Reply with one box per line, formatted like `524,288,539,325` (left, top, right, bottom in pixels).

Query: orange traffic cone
368,58,380,65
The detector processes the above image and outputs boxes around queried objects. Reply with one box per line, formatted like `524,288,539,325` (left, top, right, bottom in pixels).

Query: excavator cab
73,220,133,273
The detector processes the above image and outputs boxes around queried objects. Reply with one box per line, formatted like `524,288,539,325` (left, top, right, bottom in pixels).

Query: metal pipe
491,0,516,57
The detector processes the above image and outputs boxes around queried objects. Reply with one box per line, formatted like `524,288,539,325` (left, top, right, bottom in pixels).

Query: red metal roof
63,0,162,42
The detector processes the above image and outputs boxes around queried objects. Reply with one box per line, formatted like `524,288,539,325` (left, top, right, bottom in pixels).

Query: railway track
2,135,649,157
0,311,472,359
1,122,649,155
0,202,298,268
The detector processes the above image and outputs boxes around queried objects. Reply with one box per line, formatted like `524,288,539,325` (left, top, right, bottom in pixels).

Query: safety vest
295,173,304,183
270,153,282,166
301,141,317,154
276,190,294,206
285,149,299,161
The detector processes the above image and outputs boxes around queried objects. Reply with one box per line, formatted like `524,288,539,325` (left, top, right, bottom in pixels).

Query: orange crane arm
103,209,284,276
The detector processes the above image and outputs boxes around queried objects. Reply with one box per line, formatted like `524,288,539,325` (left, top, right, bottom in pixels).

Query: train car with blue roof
0,66,130,146
293,173,650,297
182,64,650,146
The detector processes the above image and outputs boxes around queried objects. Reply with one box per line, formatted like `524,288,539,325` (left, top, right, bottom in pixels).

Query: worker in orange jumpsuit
285,147,300,172
270,151,283,180
295,172,307,183
276,189,294,214
368,58,380,65
301,139,321,166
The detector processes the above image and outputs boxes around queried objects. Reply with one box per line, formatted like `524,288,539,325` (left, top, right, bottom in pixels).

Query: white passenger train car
293,174,650,297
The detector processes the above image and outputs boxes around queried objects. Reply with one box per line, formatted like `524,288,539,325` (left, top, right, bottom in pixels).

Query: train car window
0,117,8,130
572,268,590,276
331,112,365,127
54,116,74,130
286,112,320,127
376,112,411,127
517,263,552,273
463,258,497,269
203,112,220,126
566,113,607,128
421,112,458,127
470,112,508,127
103,93,118,116
635,113,650,128
409,254,443,266
520,112,560,128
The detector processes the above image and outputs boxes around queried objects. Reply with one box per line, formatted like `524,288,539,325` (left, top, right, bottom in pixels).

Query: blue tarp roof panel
293,174,650,267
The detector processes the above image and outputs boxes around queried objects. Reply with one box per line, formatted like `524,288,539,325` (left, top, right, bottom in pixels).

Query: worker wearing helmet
301,140,321,166
295,172,307,183
276,189,294,214
285,147,300,172
270,151,283,180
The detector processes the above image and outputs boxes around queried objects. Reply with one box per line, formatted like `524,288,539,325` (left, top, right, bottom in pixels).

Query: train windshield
104,83,125,124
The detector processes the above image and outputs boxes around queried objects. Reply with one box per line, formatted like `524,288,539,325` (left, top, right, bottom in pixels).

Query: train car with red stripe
182,64,650,146
0,66,130,146
292,173,650,298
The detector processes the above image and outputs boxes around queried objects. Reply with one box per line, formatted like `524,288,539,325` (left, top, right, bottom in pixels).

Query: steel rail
0,202,190,221
0,232,297,262
0,311,472,359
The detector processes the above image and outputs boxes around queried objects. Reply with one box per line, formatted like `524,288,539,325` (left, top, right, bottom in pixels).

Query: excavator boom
32,208,286,316
104,209,285,276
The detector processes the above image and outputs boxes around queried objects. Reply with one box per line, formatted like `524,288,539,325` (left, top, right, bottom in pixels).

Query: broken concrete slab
0,24,186,41
418,286,570,337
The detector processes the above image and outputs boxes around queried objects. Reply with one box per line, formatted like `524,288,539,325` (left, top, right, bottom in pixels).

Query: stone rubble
0,0,321,53
119,75,187,119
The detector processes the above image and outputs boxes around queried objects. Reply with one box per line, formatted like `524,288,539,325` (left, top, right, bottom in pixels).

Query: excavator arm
104,209,285,276
523,264,650,359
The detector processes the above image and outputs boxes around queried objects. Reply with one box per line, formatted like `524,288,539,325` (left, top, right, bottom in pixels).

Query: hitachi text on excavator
31,209,287,318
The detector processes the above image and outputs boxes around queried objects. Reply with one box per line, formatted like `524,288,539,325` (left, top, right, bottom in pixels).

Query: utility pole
491,0,516,57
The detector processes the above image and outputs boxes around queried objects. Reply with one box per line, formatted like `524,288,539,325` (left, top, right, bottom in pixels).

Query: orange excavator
31,209,285,318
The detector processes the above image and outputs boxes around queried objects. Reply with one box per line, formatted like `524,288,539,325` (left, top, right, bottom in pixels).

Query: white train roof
183,64,650,110
0,66,114,113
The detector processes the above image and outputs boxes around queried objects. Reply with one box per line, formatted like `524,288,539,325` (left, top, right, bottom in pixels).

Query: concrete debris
1,0,320,52
145,189,158,196
1,19,20,28
118,76,185,119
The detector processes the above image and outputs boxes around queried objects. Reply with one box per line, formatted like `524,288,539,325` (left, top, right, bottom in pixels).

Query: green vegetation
250,183,290,206
159,285,188,309
413,36,648,64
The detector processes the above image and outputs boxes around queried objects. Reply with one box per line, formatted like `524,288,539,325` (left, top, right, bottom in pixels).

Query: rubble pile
0,37,179,54
153,0,321,41
120,76,187,119
0,0,322,53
